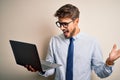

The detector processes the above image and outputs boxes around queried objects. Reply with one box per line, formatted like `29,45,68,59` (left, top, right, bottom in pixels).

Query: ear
74,18,79,24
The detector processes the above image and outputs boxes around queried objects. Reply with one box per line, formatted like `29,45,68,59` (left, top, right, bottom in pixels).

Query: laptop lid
9,40,45,73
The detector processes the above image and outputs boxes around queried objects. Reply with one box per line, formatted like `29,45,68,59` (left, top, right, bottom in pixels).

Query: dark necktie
66,37,74,80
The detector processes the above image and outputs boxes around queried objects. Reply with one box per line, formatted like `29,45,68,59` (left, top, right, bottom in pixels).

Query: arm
91,41,113,78
93,44,120,78
38,37,55,77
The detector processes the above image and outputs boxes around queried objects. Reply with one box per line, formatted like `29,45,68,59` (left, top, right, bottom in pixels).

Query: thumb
112,44,117,51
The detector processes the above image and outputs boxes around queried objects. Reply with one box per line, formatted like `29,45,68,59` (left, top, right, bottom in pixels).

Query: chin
64,35,71,39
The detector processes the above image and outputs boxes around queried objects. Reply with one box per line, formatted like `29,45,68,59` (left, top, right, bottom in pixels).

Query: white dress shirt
39,32,113,80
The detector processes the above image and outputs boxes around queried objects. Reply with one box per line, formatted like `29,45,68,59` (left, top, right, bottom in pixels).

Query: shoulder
79,33,96,41
49,34,66,43
51,34,65,41
78,32,99,45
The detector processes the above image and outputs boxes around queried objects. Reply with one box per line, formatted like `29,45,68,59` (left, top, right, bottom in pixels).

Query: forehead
58,18,72,22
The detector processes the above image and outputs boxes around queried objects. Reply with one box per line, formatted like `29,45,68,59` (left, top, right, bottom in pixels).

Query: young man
25,4,120,80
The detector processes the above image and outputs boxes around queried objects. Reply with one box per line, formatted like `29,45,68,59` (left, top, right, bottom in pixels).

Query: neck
73,26,80,36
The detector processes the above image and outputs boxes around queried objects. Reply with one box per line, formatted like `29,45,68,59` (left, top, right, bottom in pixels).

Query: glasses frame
56,20,73,28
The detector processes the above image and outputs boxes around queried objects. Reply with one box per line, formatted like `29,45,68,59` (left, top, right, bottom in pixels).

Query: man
25,4,120,80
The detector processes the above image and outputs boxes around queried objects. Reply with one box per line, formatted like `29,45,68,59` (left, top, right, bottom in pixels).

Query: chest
54,40,94,64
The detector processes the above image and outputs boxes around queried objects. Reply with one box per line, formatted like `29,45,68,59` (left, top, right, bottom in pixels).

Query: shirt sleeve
38,37,55,77
91,40,113,78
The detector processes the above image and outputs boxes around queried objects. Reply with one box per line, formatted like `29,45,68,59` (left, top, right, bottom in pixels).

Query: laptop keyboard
41,60,61,71
42,64,52,70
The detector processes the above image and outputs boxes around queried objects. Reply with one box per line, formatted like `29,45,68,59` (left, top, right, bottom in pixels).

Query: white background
0,0,120,80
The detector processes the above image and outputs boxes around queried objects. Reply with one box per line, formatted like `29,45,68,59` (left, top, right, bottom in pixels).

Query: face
56,18,79,38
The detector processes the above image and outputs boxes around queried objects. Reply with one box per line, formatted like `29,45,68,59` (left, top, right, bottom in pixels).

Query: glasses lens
56,22,61,27
56,21,72,28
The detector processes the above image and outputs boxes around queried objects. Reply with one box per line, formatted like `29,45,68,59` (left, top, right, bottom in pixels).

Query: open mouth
63,30,69,36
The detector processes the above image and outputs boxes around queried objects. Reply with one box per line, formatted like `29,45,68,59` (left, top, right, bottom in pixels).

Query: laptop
9,40,61,73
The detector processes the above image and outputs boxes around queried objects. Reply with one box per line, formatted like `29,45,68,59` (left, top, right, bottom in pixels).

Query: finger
24,65,30,70
27,65,32,71
118,49,120,56
24,65,28,68
29,66,36,72
118,49,120,53
25,65,32,71
112,44,117,51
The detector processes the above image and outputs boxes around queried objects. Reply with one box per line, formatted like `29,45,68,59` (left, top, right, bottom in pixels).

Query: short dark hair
54,4,80,20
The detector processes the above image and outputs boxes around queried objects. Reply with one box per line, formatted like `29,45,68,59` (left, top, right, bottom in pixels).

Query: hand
24,65,38,72
106,44,120,65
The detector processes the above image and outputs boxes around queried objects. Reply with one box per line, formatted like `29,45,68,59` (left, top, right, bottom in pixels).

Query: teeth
64,30,68,33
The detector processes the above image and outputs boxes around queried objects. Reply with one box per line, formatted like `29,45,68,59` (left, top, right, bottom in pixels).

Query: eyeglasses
56,21,73,28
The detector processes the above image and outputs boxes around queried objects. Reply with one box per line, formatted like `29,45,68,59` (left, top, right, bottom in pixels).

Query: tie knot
70,37,74,42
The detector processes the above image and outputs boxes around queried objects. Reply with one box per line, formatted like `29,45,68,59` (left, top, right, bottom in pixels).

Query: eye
62,23,68,26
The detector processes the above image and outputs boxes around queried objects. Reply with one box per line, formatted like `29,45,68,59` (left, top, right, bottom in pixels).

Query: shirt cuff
104,64,113,73
38,71,46,75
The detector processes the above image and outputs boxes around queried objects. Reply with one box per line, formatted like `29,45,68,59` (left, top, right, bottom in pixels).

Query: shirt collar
73,32,81,40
